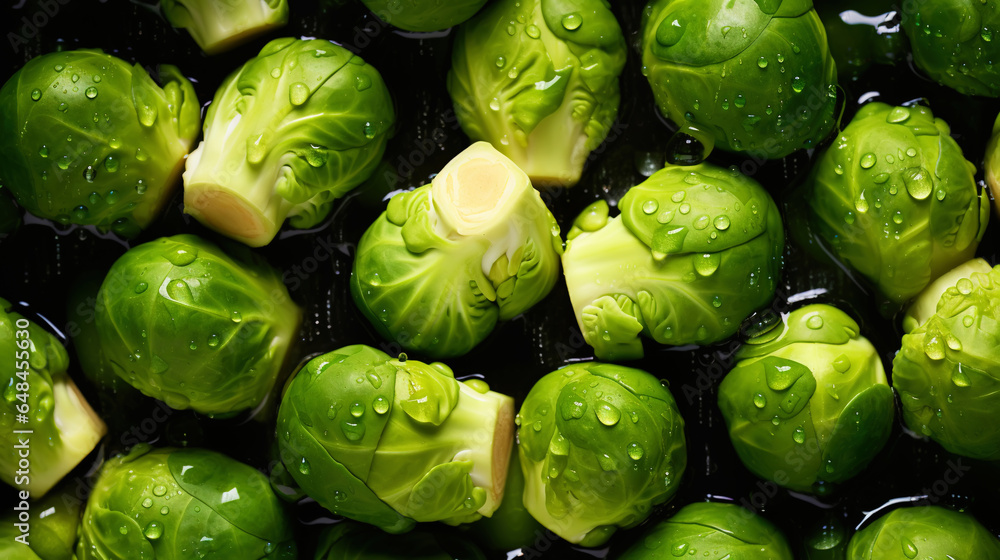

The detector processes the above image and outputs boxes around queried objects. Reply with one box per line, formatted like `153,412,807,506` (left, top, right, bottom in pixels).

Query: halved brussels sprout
162,0,289,55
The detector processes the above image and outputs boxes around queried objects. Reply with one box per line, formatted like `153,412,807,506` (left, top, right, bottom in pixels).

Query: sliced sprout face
617,502,794,560
315,522,487,560
161,0,289,55
183,38,395,247
448,0,627,186
893,261,1000,461
0,298,106,498
276,345,515,531
847,506,1000,559
903,1,1000,97
807,102,989,305
718,304,894,493
517,362,687,547
360,0,489,32
640,0,838,159
562,162,784,361
0,49,200,237
351,142,563,359
95,234,301,416
77,445,297,560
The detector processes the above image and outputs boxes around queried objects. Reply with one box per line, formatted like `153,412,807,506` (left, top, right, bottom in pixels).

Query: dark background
1,0,999,558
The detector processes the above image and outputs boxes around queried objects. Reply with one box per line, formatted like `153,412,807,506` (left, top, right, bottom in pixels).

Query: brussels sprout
562,163,784,361
469,449,545,552
806,102,989,305
902,0,1000,97
448,0,627,186
984,111,1000,216
351,142,563,359
718,304,894,493
640,0,837,159
77,445,297,559
95,234,302,416
818,1,905,81
183,38,395,247
0,484,82,560
893,259,1000,460
315,522,486,559
0,50,200,237
276,345,515,533
847,506,1000,559
1,298,106,497
617,502,793,560
162,0,289,54
361,0,488,32
517,362,687,547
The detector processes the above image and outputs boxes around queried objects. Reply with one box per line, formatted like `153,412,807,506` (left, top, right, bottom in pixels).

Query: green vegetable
361,0,488,31
77,444,297,559
183,38,395,247
640,0,837,159
893,258,1000,460
0,50,199,237
448,0,627,186
469,449,545,552
847,506,1000,559
351,142,563,359
315,522,486,559
162,0,289,54
616,502,793,560
276,345,515,533
562,163,784,361
517,362,687,547
806,102,989,305
94,234,301,416
983,110,1000,217
1,298,106,497
903,0,1000,97
818,1,905,81
718,304,894,493
0,485,82,560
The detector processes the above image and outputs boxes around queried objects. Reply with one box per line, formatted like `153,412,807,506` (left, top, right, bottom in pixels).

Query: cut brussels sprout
806,102,989,305
315,522,486,559
640,0,838,159
718,304,894,493
95,234,301,416
984,110,1000,217
183,38,395,247
448,0,627,186
0,50,199,237
0,298,106,497
351,142,563,359
517,362,687,547
361,0,488,32
617,502,793,560
161,0,289,54
893,258,1000,461
77,445,297,559
847,506,1000,559
903,0,1000,97
276,345,515,533
562,162,784,361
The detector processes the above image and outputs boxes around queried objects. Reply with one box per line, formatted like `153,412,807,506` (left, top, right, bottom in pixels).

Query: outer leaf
847,507,1000,559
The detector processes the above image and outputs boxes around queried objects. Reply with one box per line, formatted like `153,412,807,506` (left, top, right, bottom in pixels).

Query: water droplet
138,104,157,126
341,420,366,441
354,74,372,91
903,167,933,200
753,393,766,408
363,122,377,139
758,57,768,68
924,336,945,360
289,83,309,106
597,453,617,471
832,354,851,373
860,153,877,169
134,281,148,294
983,27,993,42
73,205,89,220
142,498,153,508
714,215,731,230
506,24,516,36
792,76,804,92
952,365,971,387
372,396,389,415
596,402,621,426
901,537,918,559
671,190,686,202
886,107,910,123
694,253,721,276
855,192,870,213
231,311,242,323
793,427,806,444
561,12,583,30
305,145,327,168
85,86,98,99
38,145,49,158
892,211,903,225
350,402,365,417
143,522,162,540
671,542,688,557
906,147,918,157
627,443,644,460
135,147,149,161
656,17,685,47
642,199,658,214
679,203,691,214
30,89,42,101
298,458,311,475
152,486,167,497
525,25,541,39
489,97,501,111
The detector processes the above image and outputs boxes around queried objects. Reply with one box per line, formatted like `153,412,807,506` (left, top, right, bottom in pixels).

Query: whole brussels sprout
617,502,793,560
183,38,395,247
847,506,1000,559
718,304,894,493
0,483,82,560
0,50,200,237
640,0,838,159
517,362,687,547
448,0,627,186
95,234,302,416
276,345,515,533
351,142,563,359
903,0,1000,97
161,0,289,55
562,163,784,361
362,0,488,32
893,259,1000,460
315,522,486,559
984,110,1000,216
77,445,297,559
806,102,989,305
469,449,545,552
1,298,106,497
